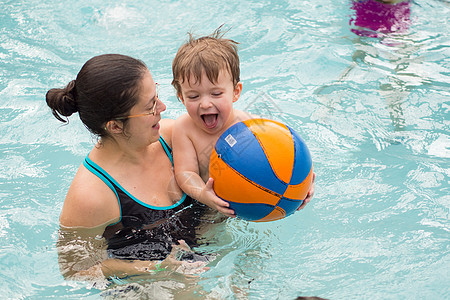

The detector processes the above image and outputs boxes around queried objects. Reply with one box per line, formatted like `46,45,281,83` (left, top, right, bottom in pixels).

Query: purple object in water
350,0,411,37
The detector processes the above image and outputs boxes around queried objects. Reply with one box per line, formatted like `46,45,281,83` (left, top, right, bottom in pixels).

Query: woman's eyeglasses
115,83,159,120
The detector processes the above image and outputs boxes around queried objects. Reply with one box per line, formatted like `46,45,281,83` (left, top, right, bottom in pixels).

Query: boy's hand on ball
203,178,236,218
209,119,313,222
297,172,315,211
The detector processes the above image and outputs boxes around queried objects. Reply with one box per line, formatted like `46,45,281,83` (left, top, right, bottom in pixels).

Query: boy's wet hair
172,26,240,98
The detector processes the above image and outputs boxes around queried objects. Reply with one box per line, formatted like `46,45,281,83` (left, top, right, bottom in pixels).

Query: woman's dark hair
46,54,147,136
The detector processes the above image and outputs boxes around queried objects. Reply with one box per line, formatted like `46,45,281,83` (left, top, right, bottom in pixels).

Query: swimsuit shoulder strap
83,156,119,195
159,136,173,164
83,155,122,225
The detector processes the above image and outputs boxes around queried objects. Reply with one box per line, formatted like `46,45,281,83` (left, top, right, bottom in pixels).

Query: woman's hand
297,172,316,211
160,240,210,275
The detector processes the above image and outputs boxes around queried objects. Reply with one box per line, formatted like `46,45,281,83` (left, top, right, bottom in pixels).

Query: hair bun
46,80,78,122
63,80,78,112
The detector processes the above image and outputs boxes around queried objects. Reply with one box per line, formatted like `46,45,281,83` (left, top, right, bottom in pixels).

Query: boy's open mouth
201,113,218,129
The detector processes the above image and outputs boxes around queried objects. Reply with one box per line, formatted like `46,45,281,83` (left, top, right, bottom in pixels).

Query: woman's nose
157,98,166,114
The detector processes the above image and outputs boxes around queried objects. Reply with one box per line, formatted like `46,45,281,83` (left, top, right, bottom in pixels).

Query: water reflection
349,0,411,38
315,0,427,132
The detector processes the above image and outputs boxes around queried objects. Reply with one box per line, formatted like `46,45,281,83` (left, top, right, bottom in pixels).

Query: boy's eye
187,95,199,99
212,92,223,96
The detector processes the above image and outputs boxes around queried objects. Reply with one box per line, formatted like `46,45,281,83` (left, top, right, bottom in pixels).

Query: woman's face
124,70,166,146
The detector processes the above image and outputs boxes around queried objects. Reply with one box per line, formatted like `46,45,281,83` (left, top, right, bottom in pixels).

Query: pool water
1,0,449,299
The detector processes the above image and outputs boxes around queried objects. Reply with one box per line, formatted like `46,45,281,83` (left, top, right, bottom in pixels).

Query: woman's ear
105,120,123,134
233,82,243,103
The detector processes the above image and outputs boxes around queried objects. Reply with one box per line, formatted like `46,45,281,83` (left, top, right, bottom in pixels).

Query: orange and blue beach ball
209,118,313,222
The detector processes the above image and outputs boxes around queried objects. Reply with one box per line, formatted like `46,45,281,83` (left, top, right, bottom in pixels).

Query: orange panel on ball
210,149,281,206
243,119,295,184
254,206,286,222
282,165,314,200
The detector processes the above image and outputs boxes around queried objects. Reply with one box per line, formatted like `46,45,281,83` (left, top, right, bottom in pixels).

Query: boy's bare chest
191,133,221,181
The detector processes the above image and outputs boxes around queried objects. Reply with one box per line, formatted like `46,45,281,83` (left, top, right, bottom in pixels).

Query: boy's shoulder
174,113,194,127
173,113,199,137
233,109,258,123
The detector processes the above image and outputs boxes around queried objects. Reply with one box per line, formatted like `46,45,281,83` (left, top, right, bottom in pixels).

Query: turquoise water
1,0,449,299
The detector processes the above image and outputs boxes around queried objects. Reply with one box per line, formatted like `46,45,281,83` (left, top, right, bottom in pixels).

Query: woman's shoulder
159,118,175,145
60,163,120,228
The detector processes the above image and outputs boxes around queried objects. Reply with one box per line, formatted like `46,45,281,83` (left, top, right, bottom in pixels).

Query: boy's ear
105,120,124,134
233,82,243,103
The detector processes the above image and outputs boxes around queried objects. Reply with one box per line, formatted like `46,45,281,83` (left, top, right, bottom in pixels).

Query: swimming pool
0,0,449,298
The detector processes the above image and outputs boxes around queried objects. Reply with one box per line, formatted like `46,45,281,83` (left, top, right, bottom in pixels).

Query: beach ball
209,118,313,222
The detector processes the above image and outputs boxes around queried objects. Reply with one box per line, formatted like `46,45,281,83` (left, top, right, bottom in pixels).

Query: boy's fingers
217,198,230,207
297,172,315,211
205,177,214,189
219,207,236,218
297,199,308,211
207,177,236,216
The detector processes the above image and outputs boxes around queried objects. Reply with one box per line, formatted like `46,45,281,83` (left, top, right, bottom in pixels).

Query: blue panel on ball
215,122,287,195
228,201,275,221
287,126,313,185
277,197,304,216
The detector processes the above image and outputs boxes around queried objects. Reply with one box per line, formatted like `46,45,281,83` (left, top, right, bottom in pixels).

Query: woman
47,54,209,281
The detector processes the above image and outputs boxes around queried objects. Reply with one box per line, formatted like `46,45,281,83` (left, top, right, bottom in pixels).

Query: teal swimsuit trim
81,136,206,262
159,135,174,165
82,136,187,226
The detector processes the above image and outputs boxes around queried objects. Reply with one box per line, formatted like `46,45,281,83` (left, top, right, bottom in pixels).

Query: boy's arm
172,117,235,217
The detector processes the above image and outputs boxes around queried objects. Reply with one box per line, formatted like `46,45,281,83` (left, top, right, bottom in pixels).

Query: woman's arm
57,230,166,280
60,164,121,228
57,227,208,281
58,163,208,281
57,165,152,280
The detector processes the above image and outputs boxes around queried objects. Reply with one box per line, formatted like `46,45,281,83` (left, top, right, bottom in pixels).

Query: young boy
171,29,314,217
171,29,250,217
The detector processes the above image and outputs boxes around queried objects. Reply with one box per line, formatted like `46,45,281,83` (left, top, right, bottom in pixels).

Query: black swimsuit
83,136,206,261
